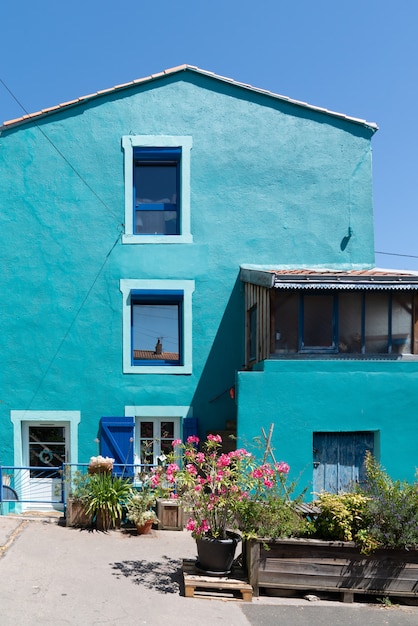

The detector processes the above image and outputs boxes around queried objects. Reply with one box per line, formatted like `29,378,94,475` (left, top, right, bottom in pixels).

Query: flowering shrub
151,434,297,539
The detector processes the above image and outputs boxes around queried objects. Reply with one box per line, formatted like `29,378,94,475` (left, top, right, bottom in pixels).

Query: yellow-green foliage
314,492,370,542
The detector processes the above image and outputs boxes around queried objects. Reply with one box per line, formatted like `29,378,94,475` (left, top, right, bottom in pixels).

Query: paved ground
0,514,418,625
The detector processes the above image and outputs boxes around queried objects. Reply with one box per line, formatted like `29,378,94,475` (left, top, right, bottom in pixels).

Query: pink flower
251,468,263,479
169,492,178,499
186,518,196,531
150,474,160,488
199,520,210,534
207,434,222,443
230,448,251,458
172,439,182,447
186,463,197,476
187,435,200,444
195,452,205,463
276,461,290,474
217,453,231,468
264,479,274,488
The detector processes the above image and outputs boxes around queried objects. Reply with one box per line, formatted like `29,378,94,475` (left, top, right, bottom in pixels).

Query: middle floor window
120,279,195,374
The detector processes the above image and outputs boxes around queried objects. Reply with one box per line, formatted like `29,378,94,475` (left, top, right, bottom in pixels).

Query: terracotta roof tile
133,350,179,361
1,65,378,131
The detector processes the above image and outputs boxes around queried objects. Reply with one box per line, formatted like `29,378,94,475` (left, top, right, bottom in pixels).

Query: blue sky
1,1,417,269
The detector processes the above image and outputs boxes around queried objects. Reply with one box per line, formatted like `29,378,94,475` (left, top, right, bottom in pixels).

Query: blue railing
0,463,155,513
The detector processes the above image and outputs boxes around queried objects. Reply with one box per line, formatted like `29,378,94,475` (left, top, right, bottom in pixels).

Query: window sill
123,364,192,374
122,234,193,245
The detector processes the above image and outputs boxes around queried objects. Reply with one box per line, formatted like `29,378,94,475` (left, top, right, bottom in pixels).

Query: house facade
0,65,415,507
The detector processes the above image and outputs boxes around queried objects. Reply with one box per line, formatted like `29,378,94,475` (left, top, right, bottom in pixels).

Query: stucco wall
237,359,418,491
0,71,375,462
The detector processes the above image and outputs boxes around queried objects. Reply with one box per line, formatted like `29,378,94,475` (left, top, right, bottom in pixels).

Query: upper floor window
122,136,192,244
134,147,180,235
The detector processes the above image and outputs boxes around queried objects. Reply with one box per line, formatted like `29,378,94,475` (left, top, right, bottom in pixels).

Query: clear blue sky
1,1,417,269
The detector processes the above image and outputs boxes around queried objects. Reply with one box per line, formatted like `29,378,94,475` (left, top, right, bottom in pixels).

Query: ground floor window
125,405,192,473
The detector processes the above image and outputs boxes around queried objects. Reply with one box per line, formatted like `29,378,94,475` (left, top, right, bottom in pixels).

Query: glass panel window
302,294,336,351
134,147,180,235
136,417,180,468
131,291,182,365
139,421,154,470
273,292,298,354
339,292,363,353
269,288,415,360
28,426,66,478
122,136,192,244
365,292,389,354
392,293,412,354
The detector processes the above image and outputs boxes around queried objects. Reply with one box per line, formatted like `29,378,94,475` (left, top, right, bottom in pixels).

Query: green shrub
359,452,418,551
313,492,370,542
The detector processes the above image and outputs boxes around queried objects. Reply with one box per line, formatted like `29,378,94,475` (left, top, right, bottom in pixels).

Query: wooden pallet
182,559,253,601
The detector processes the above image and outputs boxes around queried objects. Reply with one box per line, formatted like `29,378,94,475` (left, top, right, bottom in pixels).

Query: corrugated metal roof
240,266,418,290
1,65,378,131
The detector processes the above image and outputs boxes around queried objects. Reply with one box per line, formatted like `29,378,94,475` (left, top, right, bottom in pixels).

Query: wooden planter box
157,498,184,530
244,537,418,602
66,498,92,528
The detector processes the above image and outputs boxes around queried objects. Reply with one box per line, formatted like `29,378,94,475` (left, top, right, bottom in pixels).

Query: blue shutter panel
182,417,198,442
100,416,135,477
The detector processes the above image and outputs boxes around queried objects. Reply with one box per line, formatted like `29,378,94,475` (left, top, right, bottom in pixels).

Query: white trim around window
121,135,193,244
120,279,195,374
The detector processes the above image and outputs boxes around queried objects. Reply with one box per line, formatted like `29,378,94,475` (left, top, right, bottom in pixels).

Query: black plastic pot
195,532,241,575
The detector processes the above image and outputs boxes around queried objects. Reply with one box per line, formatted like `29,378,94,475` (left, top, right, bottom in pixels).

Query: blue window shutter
182,417,198,442
100,416,134,477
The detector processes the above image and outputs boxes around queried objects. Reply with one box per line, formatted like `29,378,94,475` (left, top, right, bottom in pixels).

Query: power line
375,251,418,260
0,77,123,227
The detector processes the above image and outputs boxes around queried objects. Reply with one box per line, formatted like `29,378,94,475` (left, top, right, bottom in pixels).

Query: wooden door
313,431,374,494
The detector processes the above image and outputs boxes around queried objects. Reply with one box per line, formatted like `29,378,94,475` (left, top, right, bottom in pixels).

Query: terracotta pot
136,520,154,535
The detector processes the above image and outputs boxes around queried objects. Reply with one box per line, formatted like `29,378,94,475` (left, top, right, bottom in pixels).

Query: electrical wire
0,77,123,226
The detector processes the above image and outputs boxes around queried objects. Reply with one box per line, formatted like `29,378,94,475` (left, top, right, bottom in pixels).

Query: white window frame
125,405,191,468
122,135,193,244
120,279,195,374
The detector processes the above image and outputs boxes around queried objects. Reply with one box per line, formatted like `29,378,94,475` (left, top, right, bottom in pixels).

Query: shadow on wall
190,275,244,439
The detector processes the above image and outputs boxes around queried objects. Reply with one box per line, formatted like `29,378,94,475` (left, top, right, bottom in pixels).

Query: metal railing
0,463,155,514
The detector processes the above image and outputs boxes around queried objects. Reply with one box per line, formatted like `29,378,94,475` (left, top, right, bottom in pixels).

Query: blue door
313,431,374,494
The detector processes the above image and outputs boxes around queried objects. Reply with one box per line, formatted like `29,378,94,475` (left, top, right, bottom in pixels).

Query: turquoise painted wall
237,359,418,492
0,71,375,462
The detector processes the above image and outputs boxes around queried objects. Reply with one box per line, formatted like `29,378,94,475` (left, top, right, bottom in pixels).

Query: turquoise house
1,65,417,508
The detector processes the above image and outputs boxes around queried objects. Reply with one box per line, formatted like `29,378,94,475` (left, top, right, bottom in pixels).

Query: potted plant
84,472,133,531
126,489,159,534
151,434,292,575
65,470,93,528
